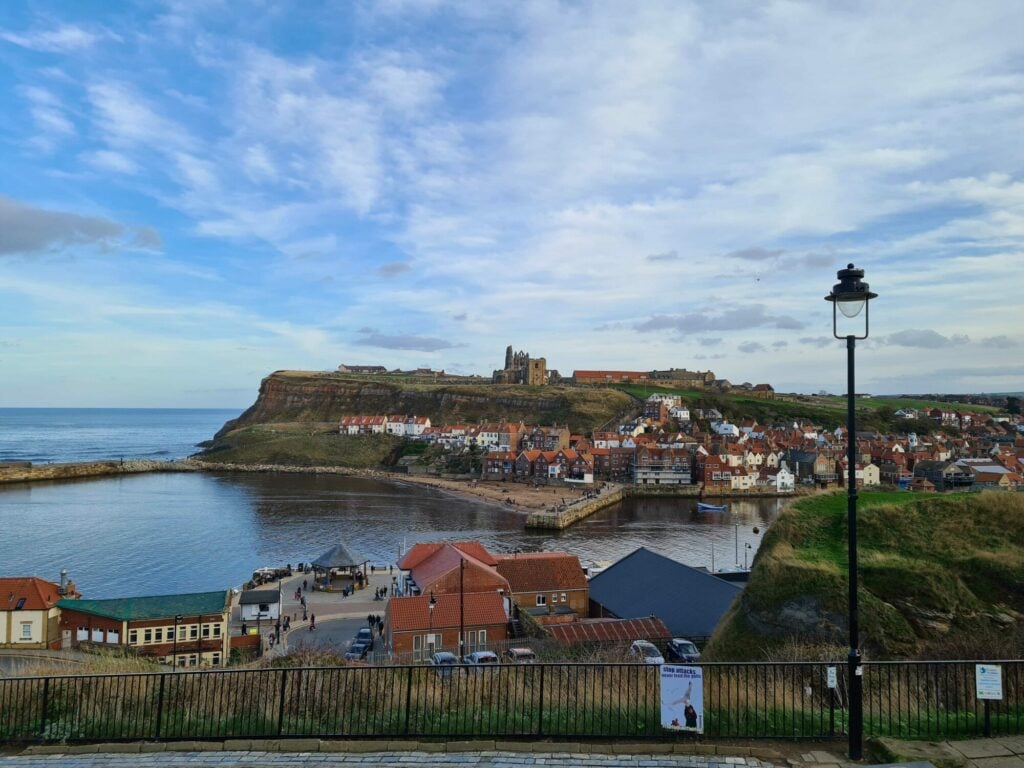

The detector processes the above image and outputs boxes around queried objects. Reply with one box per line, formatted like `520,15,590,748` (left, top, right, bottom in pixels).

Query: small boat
697,502,729,513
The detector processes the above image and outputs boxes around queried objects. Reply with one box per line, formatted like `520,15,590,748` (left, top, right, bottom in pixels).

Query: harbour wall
525,484,800,530
0,459,200,485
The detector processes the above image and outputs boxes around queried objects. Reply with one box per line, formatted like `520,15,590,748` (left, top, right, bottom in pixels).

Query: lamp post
459,557,466,661
825,263,877,761
173,614,183,668
428,591,436,656
744,543,752,570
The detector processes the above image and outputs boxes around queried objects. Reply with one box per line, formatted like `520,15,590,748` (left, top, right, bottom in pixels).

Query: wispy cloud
0,196,154,257
883,329,970,349
636,305,805,333
1,24,105,52
354,328,462,352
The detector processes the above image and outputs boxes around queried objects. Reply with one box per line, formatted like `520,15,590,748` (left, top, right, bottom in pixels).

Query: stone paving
0,749,770,768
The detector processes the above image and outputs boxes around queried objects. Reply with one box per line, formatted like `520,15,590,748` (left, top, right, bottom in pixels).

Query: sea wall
525,484,802,530
0,459,200,485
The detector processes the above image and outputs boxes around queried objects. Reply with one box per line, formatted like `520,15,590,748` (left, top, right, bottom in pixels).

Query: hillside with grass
706,491,1024,660
617,384,1000,433
199,370,636,466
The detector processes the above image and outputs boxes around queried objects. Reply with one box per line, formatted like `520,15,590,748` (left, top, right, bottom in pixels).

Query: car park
502,647,537,664
665,638,701,663
629,639,665,665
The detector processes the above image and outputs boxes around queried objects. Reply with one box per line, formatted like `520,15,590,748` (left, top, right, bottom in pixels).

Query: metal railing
0,659,1020,743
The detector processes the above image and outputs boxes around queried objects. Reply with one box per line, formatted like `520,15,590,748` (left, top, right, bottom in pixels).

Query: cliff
214,370,635,439
199,370,637,467
706,490,1024,660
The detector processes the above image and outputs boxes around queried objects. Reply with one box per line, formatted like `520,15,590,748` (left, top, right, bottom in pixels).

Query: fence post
829,688,835,737
984,699,991,738
277,668,288,736
38,678,50,741
403,666,414,735
154,674,166,739
537,664,546,737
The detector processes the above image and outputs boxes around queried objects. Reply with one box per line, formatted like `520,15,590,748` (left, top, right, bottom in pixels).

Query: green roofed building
57,590,231,668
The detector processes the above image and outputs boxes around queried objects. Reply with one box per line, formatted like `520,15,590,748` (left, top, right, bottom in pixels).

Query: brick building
57,591,231,667
385,591,509,660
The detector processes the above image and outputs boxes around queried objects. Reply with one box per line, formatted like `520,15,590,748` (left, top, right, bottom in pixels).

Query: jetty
0,459,200,485
526,483,799,530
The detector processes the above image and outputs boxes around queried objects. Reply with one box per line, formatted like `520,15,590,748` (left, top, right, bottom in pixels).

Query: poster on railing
660,665,704,733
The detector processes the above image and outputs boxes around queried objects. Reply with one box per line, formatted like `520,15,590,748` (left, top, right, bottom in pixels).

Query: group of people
366,613,384,637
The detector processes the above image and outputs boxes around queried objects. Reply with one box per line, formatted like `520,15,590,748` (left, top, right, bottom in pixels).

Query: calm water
0,408,240,463
0,471,780,599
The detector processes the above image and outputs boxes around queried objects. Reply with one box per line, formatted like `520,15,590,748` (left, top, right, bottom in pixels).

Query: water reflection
0,472,783,598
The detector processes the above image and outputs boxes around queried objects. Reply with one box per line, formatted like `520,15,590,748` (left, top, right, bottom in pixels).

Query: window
551,594,557,605
128,630,138,645
154,628,163,643
20,622,32,640
15,598,25,610
212,624,221,637
536,595,546,606
178,626,186,641
211,653,221,666
202,625,211,638
477,630,486,645
189,625,198,639
413,634,421,661
561,593,568,603
144,629,153,643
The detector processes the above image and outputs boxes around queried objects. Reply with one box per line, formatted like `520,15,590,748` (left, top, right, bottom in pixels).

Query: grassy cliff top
706,490,1024,660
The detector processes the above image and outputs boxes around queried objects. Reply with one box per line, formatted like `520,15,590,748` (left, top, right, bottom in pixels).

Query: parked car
353,627,374,644
629,640,665,665
502,647,537,664
464,650,499,671
665,638,701,663
344,641,370,661
429,651,461,679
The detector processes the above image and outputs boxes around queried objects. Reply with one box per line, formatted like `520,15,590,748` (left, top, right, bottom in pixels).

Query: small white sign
660,665,704,733
827,666,837,689
976,664,1003,701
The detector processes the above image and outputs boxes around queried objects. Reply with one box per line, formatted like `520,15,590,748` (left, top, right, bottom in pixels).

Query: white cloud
81,150,138,175
1,24,103,52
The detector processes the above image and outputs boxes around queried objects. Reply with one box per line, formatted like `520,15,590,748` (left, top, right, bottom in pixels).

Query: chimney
59,569,68,595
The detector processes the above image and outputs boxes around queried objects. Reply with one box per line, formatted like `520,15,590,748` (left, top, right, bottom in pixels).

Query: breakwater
0,459,200,485
525,484,800,530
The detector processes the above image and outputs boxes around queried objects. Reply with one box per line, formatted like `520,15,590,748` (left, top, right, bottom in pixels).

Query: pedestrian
370,564,375,574
303,579,307,591
309,613,315,630
367,613,374,627
300,595,306,607
275,620,281,637
241,622,247,636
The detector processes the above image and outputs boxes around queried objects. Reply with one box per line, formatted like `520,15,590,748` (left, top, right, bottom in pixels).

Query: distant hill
198,370,636,466
706,491,1024,660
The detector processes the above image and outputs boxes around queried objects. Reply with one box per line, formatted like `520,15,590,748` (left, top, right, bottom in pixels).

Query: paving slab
954,743,1015,760
970,759,1024,768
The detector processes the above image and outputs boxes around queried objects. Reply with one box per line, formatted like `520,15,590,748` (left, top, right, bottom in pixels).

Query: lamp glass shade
837,298,866,318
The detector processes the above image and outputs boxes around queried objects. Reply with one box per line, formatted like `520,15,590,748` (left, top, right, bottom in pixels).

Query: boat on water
697,501,729,513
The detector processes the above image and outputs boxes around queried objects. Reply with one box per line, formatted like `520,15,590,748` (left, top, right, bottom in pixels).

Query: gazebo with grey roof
311,540,369,592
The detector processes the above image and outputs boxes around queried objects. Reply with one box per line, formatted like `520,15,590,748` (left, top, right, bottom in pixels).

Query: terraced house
57,590,231,667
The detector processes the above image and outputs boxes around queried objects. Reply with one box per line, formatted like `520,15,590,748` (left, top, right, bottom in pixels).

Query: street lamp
825,263,877,761
428,591,436,656
173,614,183,668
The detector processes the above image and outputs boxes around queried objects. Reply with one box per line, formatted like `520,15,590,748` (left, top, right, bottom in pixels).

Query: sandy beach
389,474,612,512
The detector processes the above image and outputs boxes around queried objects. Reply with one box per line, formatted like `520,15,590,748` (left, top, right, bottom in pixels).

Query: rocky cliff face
214,370,635,439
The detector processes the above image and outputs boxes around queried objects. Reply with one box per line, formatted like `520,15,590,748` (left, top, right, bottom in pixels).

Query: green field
707,490,1024,660
197,423,403,468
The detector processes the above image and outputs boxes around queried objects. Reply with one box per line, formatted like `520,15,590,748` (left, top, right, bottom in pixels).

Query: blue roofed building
587,547,742,641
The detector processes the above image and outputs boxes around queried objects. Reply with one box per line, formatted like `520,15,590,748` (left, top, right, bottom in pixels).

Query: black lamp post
825,263,877,761
459,557,466,661
428,591,436,657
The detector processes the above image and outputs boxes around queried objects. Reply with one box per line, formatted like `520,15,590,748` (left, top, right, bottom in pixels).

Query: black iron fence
0,660,1020,743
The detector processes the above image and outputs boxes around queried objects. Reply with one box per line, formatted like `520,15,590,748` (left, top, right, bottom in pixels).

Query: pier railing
0,659,1020,743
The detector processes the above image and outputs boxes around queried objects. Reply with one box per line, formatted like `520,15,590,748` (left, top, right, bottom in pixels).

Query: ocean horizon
0,407,241,465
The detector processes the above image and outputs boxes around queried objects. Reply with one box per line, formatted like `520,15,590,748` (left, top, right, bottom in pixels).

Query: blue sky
1,1,1022,407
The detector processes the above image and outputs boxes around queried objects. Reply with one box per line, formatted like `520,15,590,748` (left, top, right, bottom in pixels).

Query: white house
713,422,740,437
669,405,691,421
238,589,281,622
774,462,795,492
405,417,431,437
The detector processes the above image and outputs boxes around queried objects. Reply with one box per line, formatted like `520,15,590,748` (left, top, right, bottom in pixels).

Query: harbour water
0,471,779,599
0,408,781,599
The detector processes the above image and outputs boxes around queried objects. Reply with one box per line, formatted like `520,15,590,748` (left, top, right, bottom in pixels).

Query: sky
1,1,1022,408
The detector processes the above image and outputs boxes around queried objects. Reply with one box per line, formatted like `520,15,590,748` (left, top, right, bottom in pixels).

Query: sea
0,409,782,599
